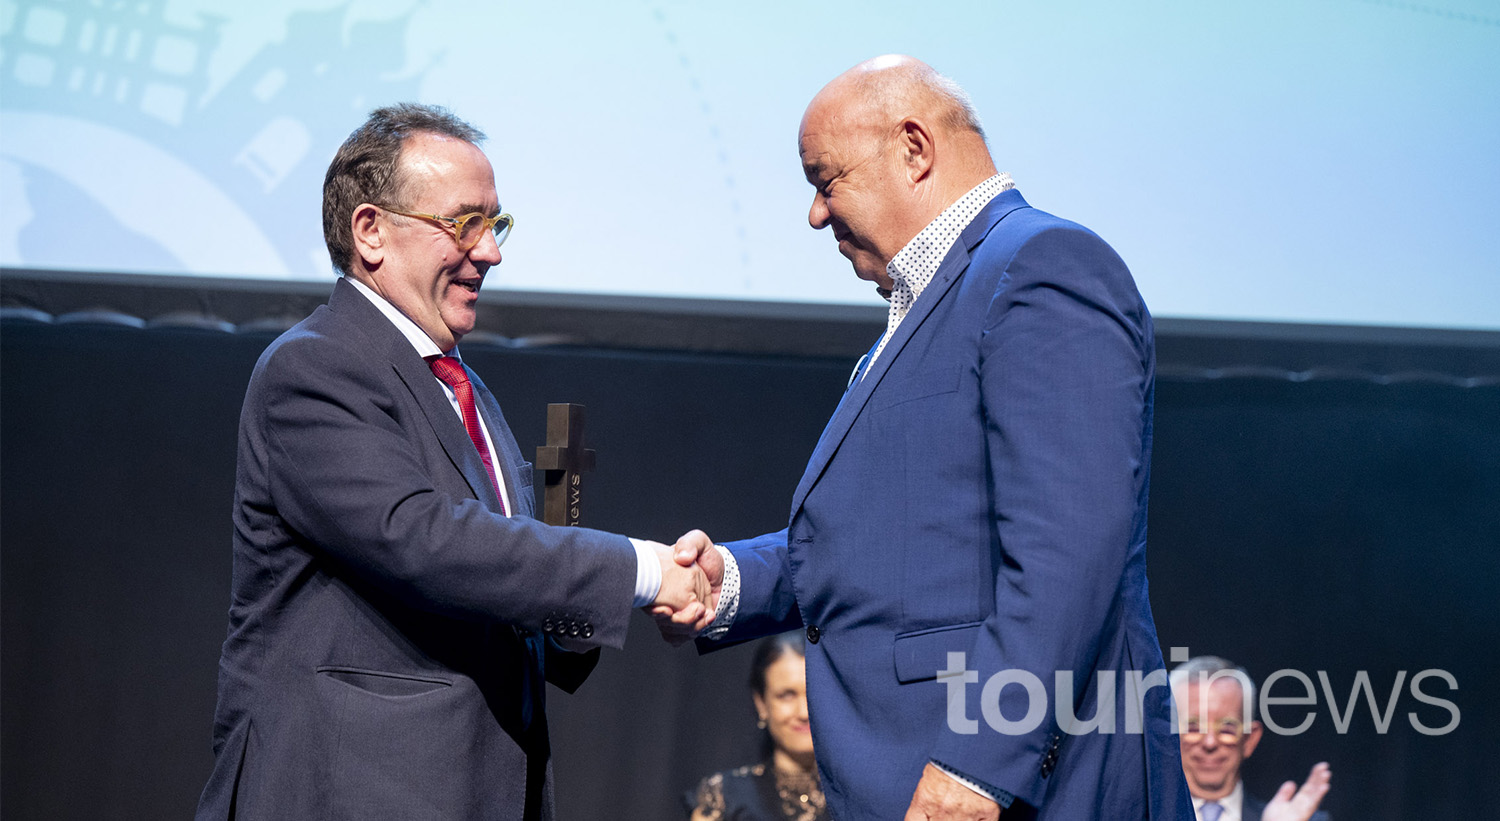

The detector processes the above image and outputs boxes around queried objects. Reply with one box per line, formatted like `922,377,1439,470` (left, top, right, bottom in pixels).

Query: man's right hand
649,542,713,634
672,529,723,610
651,530,723,646
1263,761,1331,821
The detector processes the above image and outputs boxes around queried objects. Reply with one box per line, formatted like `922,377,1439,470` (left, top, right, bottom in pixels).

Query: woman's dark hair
749,632,806,695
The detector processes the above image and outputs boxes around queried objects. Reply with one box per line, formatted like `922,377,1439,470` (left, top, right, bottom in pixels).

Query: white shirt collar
1192,780,1245,821
344,275,459,361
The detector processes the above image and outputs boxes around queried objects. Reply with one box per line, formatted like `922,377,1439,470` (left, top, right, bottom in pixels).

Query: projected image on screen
1,0,1496,330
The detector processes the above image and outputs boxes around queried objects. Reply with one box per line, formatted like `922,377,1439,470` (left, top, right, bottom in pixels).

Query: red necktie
428,356,508,516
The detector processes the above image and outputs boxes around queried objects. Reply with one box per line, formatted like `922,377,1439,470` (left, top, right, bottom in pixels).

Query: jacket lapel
468,368,529,518
788,189,1030,517
329,279,506,515
393,353,507,516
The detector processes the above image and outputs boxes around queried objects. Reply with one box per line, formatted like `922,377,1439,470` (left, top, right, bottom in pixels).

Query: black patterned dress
683,762,828,821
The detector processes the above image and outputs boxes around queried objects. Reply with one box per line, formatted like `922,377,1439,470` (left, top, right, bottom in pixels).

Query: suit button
806,625,820,644
580,624,593,639
569,623,581,637
543,619,554,633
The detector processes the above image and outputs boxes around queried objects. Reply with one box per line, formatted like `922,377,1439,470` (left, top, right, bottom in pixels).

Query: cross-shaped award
535,403,595,527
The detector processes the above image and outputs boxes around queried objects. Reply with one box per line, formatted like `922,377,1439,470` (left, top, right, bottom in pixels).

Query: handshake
643,529,724,645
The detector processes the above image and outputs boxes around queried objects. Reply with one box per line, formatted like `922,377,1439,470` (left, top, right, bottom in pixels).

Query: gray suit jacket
196,277,637,819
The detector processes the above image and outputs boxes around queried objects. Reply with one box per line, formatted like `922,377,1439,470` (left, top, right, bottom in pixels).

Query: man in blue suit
664,56,1193,818
197,103,712,819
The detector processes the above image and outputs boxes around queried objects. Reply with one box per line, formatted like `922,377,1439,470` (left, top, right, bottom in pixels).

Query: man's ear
898,117,936,184
1242,720,1265,759
351,203,385,269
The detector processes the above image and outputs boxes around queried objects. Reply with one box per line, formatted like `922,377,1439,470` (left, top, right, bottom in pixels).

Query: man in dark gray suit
1171,656,1333,821
196,103,712,820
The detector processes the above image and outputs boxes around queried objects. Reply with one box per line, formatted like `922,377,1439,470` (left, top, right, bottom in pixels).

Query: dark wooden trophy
535,403,595,526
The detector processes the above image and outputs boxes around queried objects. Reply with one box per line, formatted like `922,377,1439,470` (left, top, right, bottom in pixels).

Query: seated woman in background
684,633,827,821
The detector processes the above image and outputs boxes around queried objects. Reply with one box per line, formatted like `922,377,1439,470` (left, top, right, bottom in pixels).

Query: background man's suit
709,189,1192,818
196,277,637,819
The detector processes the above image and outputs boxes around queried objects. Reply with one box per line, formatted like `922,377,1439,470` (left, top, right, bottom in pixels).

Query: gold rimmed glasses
378,205,514,251
1180,717,1248,745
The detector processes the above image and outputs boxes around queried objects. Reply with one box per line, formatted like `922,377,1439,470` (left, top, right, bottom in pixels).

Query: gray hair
851,60,986,141
1170,655,1257,723
322,102,486,276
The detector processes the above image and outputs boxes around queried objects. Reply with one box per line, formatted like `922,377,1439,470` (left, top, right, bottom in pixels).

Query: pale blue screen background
2,0,1497,329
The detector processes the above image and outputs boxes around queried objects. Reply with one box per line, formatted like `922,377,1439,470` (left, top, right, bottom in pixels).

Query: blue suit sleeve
698,528,803,650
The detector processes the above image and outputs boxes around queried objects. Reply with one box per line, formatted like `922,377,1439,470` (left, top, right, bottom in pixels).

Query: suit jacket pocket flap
316,666,452,697
893,621,982,683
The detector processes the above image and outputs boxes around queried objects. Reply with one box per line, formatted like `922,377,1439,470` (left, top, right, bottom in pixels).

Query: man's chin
441,305,478,334
851,264,894,291
1188,770,1234,793
434,321,473,349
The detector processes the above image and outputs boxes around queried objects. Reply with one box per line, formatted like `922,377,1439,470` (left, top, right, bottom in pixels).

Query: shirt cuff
930,761,1014,809
629,538,661,608
700,545,739,640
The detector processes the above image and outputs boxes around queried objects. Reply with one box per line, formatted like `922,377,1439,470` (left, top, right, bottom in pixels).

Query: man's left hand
904,764,1000,821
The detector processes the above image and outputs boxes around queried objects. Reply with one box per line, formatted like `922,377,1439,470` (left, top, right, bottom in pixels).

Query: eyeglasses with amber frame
378,205,514,250
1179,717,1248,745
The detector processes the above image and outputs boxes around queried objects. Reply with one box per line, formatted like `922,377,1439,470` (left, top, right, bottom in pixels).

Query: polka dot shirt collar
885,173,1014,321
862,173,1013,375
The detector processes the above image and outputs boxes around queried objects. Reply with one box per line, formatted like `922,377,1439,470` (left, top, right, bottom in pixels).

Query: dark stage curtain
2,314,1496,819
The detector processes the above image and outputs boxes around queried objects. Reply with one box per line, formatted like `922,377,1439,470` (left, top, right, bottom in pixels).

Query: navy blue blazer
196,277,637,819
708,189,1194,819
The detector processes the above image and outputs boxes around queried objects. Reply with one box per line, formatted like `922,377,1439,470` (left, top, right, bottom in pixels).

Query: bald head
798,56,997,289
808,55,986,145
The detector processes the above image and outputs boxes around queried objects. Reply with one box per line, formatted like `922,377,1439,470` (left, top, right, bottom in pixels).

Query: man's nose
808,193,830,230
470,228,503,265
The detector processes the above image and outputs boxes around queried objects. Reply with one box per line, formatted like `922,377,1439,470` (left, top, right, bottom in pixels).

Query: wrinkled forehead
797,100,831,162
798,131,836,181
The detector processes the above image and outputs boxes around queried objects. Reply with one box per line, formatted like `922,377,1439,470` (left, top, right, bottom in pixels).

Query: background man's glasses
1180,719,1247,745
379,205,514,250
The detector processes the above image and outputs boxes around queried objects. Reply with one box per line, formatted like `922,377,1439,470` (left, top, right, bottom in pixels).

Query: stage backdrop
3,0,1497,330
2,313,1497,819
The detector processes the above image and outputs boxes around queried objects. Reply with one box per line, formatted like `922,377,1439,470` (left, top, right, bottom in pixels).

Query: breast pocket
869,365,961,413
